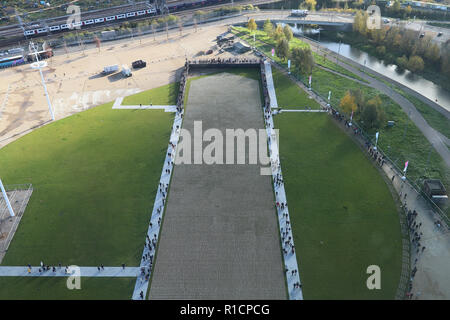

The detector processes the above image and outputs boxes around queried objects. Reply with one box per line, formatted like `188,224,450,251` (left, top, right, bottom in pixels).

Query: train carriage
21,0,231,38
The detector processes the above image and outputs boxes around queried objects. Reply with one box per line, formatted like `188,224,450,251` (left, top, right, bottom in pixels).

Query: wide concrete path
0,266,139,277
149,73,286,299
264,61,303,300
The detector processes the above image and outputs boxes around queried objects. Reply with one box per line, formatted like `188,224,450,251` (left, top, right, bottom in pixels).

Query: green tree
276,38,290,61
291,47,315,75
396,55,408,70
361,96,385,129
273,24,285,42
376,45,386,56
425,43,441,63
247,18,257,32
393,0,401,12
407,55,424,72
361,104,378,128
340,91,358,115
441,40,450,76
350,88,365,110
305,0,317,11
263,19,274,35
283,25,293,42
353,10,368,36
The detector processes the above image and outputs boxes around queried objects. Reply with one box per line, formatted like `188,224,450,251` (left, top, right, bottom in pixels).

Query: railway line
0,0,275,42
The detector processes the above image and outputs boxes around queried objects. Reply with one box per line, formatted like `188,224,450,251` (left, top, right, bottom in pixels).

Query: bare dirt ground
0,24,235,149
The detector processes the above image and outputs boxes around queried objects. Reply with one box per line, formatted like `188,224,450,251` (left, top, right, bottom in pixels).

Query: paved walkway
264,61,303,300
382,164,450,299
112,97,177,112
277,109,327,113
0,266,139,277
130,103,183,300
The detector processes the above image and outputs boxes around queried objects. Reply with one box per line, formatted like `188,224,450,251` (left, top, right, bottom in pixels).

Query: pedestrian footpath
130,104,184,300
112,97,177,112
0,266,139,277
382,162,450,299
276,109,327,113
263,60,303,300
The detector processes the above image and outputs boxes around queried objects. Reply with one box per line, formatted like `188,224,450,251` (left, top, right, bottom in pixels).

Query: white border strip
263,60,303,300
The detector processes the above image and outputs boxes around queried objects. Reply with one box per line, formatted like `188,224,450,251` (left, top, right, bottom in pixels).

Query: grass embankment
275,113,402,299
232,26,367,82
0,83,177,267
310,69,449,192
350,68,450,141
272,69,320,109
0,277,136,300
232,26,449,199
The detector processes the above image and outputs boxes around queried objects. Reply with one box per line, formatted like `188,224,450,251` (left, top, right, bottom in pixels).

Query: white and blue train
23,0,227,37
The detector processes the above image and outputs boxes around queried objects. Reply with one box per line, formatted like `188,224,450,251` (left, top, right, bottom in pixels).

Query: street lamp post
0,178,14,217
337,40,341,63
29,41,55,121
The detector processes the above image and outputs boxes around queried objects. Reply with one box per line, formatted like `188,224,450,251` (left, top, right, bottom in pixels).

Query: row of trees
340,90,386,129
383,0,449,21
252,18,315,75
353,10,446,75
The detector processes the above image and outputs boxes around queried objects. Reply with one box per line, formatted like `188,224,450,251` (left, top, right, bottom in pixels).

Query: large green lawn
272,69,320,110
0,277,135,300
275,113,402,299
0,85,176,267
122,82,180,106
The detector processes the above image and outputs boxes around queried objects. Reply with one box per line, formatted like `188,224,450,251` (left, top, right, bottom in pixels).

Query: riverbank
304,35,450,141
320,30,450,92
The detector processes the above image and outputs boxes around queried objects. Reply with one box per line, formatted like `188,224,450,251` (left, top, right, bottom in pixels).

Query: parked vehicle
132,60,146,68
102,64,119,74
121,64,132,77
291,9,308,17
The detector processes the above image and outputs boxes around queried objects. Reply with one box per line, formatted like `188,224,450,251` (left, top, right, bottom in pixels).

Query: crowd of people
135,75,184,299
260,60,302,294
366,143,386,167
176,62,189,115
404,208,422,299
188,57,261,65
260,61,272,116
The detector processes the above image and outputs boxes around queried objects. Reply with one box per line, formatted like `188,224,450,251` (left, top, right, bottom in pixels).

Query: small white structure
121,64,132,77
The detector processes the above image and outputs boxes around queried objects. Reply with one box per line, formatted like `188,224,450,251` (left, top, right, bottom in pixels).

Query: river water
316,40,450,111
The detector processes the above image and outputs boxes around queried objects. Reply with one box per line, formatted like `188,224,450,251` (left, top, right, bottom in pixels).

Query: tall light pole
336,40,341,63
0,178,14,217
29,41,55,121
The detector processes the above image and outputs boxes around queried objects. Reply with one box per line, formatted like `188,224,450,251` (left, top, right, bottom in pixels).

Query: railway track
0,0,276,45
